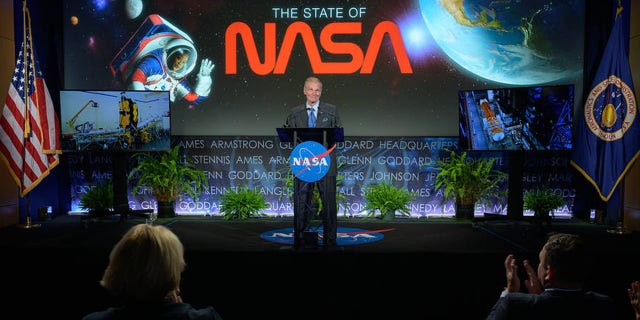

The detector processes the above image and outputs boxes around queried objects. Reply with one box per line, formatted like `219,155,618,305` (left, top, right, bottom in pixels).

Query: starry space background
61,0,584,137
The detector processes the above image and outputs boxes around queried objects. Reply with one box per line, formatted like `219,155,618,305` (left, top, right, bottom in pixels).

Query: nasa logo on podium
289,141,331,183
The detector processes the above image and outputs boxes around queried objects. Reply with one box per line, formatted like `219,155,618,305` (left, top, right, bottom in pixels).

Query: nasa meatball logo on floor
289,141,331,182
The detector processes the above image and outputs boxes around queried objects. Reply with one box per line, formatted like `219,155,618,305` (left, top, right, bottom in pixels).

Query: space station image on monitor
59,90,171,152
458,85,574,151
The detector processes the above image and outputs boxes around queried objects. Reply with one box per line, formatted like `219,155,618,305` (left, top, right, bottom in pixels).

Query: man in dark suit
285,76,342,250
486,233,615,320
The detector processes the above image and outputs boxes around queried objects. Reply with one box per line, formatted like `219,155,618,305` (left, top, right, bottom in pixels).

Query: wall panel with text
64,136,574,217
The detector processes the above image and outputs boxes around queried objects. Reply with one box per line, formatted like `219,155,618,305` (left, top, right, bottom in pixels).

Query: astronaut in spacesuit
128,38,214,105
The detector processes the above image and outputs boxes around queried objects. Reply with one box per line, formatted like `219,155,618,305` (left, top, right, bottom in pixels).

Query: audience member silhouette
628,280,640,320
82,223,223,320
486,232,616,320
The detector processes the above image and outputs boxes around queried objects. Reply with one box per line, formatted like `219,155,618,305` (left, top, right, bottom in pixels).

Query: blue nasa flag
571,4,638,201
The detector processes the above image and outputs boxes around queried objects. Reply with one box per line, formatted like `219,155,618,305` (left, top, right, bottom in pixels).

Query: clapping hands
504,254,543,294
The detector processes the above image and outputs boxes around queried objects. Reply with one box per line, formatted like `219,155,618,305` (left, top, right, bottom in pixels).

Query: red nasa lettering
225,21,413,75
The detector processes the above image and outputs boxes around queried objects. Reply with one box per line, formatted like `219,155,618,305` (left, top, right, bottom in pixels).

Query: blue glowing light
93,0,107,11
396,12,436,61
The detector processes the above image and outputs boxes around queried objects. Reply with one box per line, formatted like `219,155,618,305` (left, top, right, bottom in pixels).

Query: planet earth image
419,0,584,85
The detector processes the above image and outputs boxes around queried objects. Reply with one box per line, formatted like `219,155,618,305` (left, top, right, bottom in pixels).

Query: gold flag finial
616,0,623,19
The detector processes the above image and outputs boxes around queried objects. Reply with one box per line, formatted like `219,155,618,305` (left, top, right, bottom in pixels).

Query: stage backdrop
63,136,574,217
60,0,583,217
62,0,585,136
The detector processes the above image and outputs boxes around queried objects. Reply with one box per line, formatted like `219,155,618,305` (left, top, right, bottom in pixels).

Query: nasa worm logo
289,141,331,182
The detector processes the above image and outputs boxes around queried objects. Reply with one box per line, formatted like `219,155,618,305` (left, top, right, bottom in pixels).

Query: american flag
0,16,60,197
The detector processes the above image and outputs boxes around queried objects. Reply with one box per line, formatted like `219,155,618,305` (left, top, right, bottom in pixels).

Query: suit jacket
82,301,223,320
485,289,616,320
285,101,341,129
285,101,342,176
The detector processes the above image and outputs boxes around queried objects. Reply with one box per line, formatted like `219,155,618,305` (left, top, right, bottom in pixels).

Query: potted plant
219,186,269,220
362,181,416,221
129,146,208,218
433,149,507,219
78,181,114,218
523,188,564,221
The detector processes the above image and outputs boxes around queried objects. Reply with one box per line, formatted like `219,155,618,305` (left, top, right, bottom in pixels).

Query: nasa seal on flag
584,75,637,142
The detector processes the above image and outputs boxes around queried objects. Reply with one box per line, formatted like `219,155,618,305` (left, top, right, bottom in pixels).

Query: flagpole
609,178,629,234
604,0,630,235
17,0,40,229
618,178,627,233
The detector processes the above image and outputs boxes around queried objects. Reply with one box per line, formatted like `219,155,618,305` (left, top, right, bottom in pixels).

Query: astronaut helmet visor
164,44,196,79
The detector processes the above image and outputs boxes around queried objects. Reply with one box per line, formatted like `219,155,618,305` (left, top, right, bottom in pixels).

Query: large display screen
59,90,171,152
62,0,585,137
458,85,575,151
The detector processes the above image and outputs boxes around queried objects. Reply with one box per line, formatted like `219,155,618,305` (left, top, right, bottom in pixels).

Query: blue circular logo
260,227,386,246
289,141,331,182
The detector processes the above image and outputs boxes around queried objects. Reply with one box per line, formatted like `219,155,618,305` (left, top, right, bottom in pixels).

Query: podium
277,127,344,249
277,127,344,145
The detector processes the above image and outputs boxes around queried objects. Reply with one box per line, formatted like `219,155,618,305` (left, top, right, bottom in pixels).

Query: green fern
523,188,564,216
129,145,208,202
79,181,114,216
433,149,507,206
362,181,416,219
219,187,269,220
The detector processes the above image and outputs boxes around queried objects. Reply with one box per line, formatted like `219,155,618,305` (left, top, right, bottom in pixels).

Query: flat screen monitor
458,85,574,151
59,90,171,152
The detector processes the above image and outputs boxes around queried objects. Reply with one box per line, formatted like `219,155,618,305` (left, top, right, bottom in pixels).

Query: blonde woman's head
100,224,185,302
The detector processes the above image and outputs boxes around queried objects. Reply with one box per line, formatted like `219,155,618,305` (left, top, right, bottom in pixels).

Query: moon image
70,16,78,25
125,0,143,19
